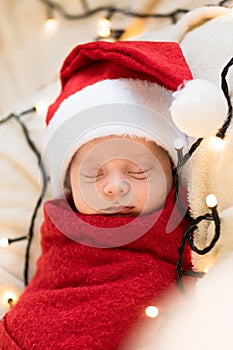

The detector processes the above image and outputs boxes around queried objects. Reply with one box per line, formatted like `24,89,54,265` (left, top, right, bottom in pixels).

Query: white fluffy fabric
179,8,233,271
0,83,57,317
170,78,228,138
181,9,233,86
127,253,233,350
45,78,173,141
135,5,233,272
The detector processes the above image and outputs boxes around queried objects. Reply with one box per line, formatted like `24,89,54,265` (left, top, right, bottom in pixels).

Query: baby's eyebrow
128,154,155,163
80,153,155,167
80,156,99,163
80,159,100,168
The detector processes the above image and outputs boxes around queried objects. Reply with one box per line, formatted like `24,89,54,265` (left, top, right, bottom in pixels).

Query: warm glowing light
203,265,210,273
44,18,58,32
0,236,9,248
34,100,50,115
206,194,218,208
145,305,159,318
3,291,18,307
173,138,184,150
98,18,111,38
208,136,225,151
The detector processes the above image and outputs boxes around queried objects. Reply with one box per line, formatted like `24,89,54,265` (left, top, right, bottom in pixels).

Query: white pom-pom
170,79,228,138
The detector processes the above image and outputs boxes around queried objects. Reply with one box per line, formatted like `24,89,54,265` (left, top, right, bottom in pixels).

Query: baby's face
69,136,173,215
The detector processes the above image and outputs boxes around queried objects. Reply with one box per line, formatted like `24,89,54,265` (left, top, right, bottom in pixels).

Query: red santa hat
43,40,193,197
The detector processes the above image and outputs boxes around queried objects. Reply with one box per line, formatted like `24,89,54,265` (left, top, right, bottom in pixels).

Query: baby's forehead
72,137,165,173
75,136,160,163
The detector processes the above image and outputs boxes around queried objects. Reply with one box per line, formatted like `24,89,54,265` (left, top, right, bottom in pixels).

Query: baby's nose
103,176,131,196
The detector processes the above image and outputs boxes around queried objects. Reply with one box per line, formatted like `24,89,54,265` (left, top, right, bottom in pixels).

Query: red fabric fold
0,189,192,350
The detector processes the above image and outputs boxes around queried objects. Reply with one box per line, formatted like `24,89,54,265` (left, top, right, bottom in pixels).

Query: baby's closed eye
127,165,152,179
80,167,104,182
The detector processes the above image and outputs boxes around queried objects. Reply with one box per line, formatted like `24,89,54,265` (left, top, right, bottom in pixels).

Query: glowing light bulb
34,100,50,115
3,291,18,307
173,137,184,164
203,265,210,273
98,18,111,38
173,138,184,150
145,305,159,318
0,236,9,248
44,18,58,32
206,194,218,208
208,136,225,151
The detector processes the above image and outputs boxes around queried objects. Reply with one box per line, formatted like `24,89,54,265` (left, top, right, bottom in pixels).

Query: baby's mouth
101,205,134,214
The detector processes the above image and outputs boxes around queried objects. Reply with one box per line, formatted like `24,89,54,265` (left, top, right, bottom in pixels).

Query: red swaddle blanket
0,189,191,349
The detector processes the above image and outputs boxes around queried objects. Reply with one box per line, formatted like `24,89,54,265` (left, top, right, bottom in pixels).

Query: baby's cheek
82,182,100,203
74,184,100,214
93,181,105,200
133,181,149,202
148,178,167,207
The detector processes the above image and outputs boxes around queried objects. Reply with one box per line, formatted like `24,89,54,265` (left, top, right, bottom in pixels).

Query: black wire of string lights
39,0,232,21
39,0,233,40
0,108,49,286
39,0,189,22
174,56,233,292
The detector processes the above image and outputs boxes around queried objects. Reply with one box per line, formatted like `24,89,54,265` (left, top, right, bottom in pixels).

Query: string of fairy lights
0,0,233,315
39,0,233,40
0,106,49,289
175,56,233,291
